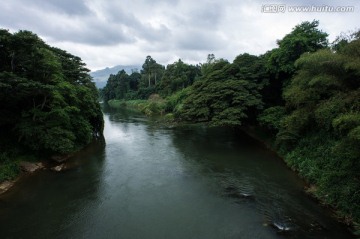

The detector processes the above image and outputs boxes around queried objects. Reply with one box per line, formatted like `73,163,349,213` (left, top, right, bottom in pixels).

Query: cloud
0,0,134,46
175,29,225,51
30,0,91,15
1,0,359,70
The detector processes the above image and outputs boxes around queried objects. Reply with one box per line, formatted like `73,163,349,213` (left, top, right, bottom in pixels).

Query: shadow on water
0,141,106,239
169,124,355,239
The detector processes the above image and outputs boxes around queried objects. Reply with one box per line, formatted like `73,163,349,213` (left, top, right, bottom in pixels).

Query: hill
90,65,140,88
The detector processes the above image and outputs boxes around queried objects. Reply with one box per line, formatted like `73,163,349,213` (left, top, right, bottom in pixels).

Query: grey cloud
27,0,90,15
175,30,224,51
46,21,135,46
0,1,134,46
167,1,224,31
99,3,172,43
148,0,180,5
98,3,139,26
1,0,359,70
187,2,224,28
137,24,172,42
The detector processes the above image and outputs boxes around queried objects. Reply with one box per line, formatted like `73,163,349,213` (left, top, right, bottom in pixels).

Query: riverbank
241,125,360,235
0,151,88,196
0,161,44,195
0,151,40,186
108,97,176,122
108,96,165,116
0,132,107,195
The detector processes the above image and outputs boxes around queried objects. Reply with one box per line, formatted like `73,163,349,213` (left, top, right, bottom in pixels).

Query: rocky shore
0,155,71,195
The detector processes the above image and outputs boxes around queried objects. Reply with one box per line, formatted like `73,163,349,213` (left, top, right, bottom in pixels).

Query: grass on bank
107,91,189,121
108,98,166,116
0,136,42,183
0,153,20,182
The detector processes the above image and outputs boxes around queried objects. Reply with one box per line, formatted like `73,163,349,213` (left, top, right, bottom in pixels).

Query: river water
0,107,354,239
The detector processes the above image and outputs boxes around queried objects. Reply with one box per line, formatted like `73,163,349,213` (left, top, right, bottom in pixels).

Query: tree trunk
10,52,15,72
41,95,47,110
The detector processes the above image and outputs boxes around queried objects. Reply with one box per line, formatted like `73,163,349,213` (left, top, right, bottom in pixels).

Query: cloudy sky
1,0,359,71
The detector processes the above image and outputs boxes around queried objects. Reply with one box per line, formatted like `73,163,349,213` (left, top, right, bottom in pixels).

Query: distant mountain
90,65,141,88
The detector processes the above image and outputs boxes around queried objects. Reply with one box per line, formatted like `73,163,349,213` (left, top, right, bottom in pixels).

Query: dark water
0,107,354,239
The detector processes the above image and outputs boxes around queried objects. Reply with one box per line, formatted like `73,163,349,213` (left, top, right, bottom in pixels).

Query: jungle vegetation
101,20,360,225
0,29,104,181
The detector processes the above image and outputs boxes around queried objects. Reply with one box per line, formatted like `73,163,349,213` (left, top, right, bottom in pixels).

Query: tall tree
182,54,267,126
140,56,164,87
159,59,200,96
263,20,329,107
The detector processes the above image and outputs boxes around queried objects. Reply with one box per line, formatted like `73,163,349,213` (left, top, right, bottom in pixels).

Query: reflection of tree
169,125,350,238
170,125,256,162
0,141,106,238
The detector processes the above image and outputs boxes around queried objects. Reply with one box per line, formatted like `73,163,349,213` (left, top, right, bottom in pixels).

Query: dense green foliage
262,20,329,106
276,39,360,222
101,70,141,102
109,96,166,117
0,152,20,182
266,20,328,76
102,20,359,226
100,56,200,102
0,29,104,180
158,59,200,96
181,54,267,126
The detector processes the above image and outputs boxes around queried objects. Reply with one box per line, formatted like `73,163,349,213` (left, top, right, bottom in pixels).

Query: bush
165,87,191,114
283,131,360,223
0,153,20,182
258,106,286,131
164,113,175,122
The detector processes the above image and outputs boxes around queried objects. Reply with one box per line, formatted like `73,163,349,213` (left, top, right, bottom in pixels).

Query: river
0,107,354,239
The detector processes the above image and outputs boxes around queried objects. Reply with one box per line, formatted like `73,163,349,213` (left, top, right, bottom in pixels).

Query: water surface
0,107,354,239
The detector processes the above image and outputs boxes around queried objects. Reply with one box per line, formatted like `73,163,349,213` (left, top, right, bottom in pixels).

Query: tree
0,29,13,72
140,56,164,88
262,20,329,108
266,20,328,76
158,59,200,96
0,29,103,155
332,29,360,52
181,54,267,126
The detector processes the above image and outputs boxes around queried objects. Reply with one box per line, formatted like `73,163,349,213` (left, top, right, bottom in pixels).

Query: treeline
101,56,200,101
102,20,360,225
0,29,104,181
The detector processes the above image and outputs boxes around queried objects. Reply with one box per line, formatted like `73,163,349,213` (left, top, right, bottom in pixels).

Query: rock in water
51,155,71,163
0,181,14,194
51,164,66,172
19,162,44,173
272,222,292,232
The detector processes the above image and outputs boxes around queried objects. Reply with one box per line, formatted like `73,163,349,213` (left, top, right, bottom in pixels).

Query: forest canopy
0,29,104,167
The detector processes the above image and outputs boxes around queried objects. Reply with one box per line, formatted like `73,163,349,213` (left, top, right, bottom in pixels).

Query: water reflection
170,124,353,238
0,141,106,238
0,107,354,239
